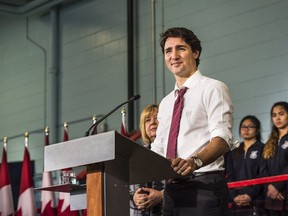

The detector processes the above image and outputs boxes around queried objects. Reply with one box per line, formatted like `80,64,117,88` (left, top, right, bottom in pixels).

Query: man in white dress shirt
150,27,234,216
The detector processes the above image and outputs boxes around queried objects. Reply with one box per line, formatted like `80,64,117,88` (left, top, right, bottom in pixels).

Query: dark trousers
163,173,228,216
269,210,288,216
228,206,268,216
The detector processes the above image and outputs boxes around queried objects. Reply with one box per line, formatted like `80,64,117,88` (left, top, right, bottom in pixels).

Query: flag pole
24,132,29,148
3,136,7,149
121,108,129,137
91,115,97,135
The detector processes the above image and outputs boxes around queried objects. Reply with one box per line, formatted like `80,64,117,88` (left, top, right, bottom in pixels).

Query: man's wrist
187,158,197,172
190,156,203,170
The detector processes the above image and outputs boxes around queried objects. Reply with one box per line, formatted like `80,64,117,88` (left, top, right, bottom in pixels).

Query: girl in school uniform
261,101,288,216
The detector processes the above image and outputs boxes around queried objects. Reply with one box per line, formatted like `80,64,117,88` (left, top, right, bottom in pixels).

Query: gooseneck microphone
84,94,141,136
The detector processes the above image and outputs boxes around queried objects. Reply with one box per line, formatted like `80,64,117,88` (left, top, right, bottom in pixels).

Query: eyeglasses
241,125,257,130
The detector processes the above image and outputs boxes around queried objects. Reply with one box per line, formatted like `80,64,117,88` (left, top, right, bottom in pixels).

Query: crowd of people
225,102,288,216
129,27,288,216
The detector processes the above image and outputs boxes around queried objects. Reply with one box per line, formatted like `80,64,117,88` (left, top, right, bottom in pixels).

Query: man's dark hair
160,27,202,67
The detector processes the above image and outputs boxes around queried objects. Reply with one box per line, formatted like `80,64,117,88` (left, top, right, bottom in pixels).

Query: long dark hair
263,101,288,159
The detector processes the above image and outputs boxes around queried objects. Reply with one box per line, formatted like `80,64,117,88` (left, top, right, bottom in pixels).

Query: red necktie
166,87,188,159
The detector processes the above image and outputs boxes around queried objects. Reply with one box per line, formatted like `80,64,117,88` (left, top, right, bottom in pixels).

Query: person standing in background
226,115,267,215
131,104,164,216
151,27,234,216
261,101,288,216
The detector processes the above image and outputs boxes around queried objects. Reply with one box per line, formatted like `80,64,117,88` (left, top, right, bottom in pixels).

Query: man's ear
193,51,200,60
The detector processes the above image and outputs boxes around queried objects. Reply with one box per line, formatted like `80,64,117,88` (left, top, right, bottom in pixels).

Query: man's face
164,37,199,78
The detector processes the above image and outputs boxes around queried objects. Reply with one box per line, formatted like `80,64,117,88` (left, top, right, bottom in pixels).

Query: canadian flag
0,137,14,216
16,133,37,216
57,123,79,216
40,127,57,216
120,108,141,141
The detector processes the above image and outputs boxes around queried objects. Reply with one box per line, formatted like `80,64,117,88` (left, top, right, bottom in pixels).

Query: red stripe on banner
228,174,288,189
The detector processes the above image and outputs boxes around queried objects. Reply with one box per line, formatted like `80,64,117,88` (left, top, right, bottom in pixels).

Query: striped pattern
166,87,188,159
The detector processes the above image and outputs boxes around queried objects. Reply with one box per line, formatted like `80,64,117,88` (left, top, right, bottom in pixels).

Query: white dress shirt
151,70,234,172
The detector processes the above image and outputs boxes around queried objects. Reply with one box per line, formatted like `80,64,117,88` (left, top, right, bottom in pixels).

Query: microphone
84,94,140,136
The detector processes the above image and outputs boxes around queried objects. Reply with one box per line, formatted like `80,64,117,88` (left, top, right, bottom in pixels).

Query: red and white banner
16,133,36,216
57,123,79,216
40,128,57,216
0,139,14,216
120,108,141,141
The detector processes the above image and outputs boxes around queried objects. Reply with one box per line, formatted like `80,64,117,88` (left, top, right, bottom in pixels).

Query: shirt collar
173,70,202,96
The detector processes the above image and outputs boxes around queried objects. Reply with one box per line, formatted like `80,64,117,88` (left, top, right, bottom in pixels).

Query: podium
42,131,179,216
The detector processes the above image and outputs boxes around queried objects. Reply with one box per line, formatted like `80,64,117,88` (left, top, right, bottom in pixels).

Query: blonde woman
131,104,164,216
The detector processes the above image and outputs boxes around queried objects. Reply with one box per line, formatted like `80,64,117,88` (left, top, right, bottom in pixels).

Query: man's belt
172,170,224,183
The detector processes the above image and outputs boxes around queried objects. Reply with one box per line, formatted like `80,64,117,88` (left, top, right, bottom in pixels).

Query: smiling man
151,27,234,216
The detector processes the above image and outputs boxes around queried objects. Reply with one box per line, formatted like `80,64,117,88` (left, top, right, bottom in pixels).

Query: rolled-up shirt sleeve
205,81,234,149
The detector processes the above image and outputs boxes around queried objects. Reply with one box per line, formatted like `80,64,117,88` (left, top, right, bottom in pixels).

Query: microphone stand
84,95,140,136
